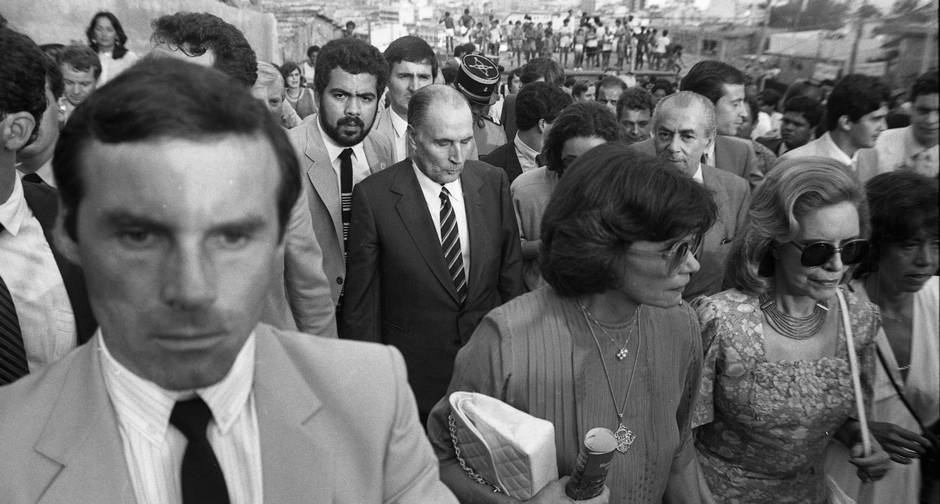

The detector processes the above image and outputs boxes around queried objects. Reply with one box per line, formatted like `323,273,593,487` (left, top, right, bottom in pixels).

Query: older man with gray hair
628,91,750,299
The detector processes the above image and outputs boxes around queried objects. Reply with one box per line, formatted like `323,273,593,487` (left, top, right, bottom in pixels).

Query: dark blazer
480,142,524,183
341,159,524,418
756,136,785,157
21,180,96,344
500,94,518,143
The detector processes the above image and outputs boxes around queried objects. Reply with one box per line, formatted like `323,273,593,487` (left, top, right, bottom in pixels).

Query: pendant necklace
582,305,642,453
578,299,636,361
759,293,829,340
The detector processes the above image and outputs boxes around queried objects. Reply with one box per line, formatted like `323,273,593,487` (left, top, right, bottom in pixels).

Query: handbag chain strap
447,412,503,494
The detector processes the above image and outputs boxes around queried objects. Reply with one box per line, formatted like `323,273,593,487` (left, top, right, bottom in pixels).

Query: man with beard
288,38,395,312
342,85,523,424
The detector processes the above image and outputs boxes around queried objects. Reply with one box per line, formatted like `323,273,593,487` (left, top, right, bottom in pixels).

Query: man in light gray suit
0,58,454,504
287,38,395,309
629,91,750,299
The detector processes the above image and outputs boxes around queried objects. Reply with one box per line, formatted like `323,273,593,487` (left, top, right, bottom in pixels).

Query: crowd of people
0,7,938,504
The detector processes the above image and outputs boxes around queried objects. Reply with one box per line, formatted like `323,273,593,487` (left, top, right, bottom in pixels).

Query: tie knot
339,148,353,161
439,186,451,200
170,397,214,441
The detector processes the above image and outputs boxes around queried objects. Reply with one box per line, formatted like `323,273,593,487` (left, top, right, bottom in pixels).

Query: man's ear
52,203,81,265
836,115,853,132
1,112,36,152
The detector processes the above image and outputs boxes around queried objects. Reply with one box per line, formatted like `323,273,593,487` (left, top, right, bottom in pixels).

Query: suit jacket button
336,276,344,285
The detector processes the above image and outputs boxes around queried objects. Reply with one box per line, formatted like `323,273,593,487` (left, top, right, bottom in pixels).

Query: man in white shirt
287,38,395,313
342,85,523,424
302,44,318,87
782,73,889,180
0,57,456,504
372,36,437,163
874,70,939,178
0,28,96,387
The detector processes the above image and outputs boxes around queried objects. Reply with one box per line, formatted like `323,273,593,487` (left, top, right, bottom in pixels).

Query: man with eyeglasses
628,91,750,299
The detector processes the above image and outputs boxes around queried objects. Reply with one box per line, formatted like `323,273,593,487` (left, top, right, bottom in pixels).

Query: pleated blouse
427,286,703,503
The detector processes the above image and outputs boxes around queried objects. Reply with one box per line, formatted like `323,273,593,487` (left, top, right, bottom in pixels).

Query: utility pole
847,0,866,74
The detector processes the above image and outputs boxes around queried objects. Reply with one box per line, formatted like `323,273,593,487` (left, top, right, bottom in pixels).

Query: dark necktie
339,148,353,255
170,397,231,504
21,173,44,185
0,224,28,386
439,187,468,305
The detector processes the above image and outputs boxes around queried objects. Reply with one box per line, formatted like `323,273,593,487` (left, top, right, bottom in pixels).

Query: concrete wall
2,0,279,63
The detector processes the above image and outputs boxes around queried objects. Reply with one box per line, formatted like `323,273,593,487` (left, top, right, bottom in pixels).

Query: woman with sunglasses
85,11,138,85
427,144,718,503
511,101,620,291
692,157,891,503
825,171,939,504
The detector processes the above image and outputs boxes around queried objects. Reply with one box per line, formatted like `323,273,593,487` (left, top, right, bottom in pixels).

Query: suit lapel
302,119,344,248
701,166,733,235
35,338,136,503
507,146,523,181
391,165,460,302
461,165,489,301
254,325,332,503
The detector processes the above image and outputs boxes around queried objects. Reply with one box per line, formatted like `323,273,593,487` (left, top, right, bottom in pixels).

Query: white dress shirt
0,174,75,371
875,126,939,178
100,331,262,504
413,163,471,279
513,134,540,173
317,118,370,194
388,107,409,163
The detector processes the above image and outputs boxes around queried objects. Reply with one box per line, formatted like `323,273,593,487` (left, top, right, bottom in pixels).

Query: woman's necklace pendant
616,347,629,360
614,423,636,453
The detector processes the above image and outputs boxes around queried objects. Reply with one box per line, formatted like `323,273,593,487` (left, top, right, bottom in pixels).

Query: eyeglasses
790,239,870,267
626,235,703,272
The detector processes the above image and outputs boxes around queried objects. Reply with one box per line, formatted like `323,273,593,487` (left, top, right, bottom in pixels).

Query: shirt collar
317,115,367,165
100,329,257,445
389,108,409,138
692,163,704,184
513,133,540,160
820,131,856,166
0,174,29,235
412,160,464,201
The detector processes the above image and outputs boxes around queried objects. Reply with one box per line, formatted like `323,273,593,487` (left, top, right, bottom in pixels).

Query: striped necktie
0,225,28,385
439,187,468,305
339,148,353,255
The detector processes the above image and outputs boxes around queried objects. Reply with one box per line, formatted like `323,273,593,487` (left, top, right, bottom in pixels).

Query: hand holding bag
448,391,558,500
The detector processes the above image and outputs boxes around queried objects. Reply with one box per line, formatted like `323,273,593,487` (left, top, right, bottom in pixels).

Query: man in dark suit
629,91,750,299
481,82,571,183
680,60,764,187
0,28,95,386
342,85,524,422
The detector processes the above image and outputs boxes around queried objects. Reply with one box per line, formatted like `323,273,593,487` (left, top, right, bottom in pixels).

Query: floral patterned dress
692,288,879,504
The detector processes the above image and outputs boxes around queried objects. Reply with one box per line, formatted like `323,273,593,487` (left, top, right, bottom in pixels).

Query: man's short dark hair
680,60,746,104
571,80,591,99
782,95,823,128
825,73,890,130
543,102,622,175
757,88,781,109
383,36,438,79
307,45,320,58
53,59,300,242
910,70,938,103
519,57,565,87
151,12,257,88
60,45,102,79
515,82,573,131
540,144,716,297
596,76,627,95
315,38,388,97
616,87,655,118
650,78,675,96
0,28,47,143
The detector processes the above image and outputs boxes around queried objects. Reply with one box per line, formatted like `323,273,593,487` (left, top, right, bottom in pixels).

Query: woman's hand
868,421,934,464
848,435,891,482
526,477,610,504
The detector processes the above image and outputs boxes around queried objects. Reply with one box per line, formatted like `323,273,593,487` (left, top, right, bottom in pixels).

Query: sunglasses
627,234,703,272
790,239,870,267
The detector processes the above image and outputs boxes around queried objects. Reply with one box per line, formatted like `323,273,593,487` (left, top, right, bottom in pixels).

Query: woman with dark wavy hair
428,143,718,503
279,61,317,119
826,171,939,504
693,156,891,503
86,11,137,84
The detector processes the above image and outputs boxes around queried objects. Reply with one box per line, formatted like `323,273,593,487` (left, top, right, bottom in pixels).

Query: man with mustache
781,73,889,181
629,91,750,299
288,38,395,314
342,85,523,425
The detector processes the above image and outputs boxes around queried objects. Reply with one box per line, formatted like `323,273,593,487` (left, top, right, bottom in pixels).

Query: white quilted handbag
448,391,558,500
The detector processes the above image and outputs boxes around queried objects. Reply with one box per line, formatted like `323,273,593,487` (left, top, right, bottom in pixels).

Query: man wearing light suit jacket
287,38,395,309
0,57,454,504
342,85,524,423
